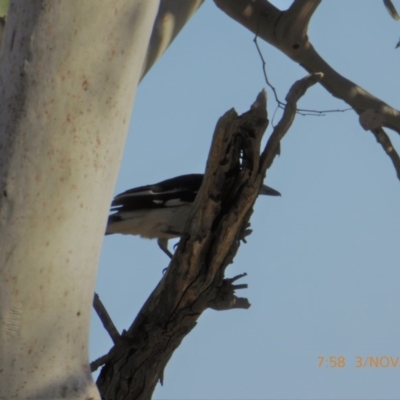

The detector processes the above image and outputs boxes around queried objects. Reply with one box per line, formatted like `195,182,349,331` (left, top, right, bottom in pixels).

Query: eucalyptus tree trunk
0,1,158,398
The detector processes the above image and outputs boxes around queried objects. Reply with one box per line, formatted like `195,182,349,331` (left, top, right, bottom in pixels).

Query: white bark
0,1,159,399
141,0,204,79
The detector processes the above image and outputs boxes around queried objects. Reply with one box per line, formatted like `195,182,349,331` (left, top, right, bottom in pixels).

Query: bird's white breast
106,204,193,239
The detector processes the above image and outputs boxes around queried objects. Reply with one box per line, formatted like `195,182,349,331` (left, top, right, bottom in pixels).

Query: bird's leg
157,238,173,259
159,229,190,253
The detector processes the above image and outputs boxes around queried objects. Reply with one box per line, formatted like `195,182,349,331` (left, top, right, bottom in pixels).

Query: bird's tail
259,184,281,196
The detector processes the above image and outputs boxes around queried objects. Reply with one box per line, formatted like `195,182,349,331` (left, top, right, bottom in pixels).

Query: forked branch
214,0,400,180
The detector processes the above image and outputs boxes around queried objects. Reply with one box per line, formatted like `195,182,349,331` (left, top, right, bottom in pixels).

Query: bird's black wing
110,174,204,211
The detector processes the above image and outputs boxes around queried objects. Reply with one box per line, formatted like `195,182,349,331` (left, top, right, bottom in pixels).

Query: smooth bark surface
141,0,204,79
0,1,158,398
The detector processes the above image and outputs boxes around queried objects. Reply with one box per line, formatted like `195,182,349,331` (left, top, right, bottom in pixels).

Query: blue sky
91,1,400,398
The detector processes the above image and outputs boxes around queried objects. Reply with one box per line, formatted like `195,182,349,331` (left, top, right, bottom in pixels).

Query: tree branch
371,128,400,180
90,351,113,373
93,293,120,345
278,0,321,51
262,72,324,170
141,0,204,79
214,0,400,179
96,76,319,399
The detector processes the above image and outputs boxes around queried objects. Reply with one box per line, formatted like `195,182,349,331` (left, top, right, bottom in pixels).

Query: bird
105,173,280,258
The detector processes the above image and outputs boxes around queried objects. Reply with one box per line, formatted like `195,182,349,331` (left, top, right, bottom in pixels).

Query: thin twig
261,72,323,171
253,35,282,107
90,352,113,372
254,35,350,118
93,292,120,344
